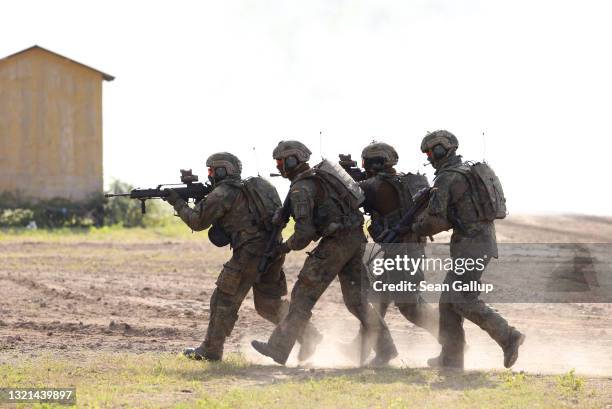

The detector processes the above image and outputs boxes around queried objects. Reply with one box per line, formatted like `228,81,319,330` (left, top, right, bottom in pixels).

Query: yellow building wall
0,48,103,201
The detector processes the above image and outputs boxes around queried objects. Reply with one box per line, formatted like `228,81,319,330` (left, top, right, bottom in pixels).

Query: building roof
0,45,115,81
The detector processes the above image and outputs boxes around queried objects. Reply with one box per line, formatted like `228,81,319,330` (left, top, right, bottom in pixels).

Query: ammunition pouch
209,224,231,247
216,260,243,295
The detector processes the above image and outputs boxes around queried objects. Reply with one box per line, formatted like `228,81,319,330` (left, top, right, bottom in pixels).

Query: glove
163,189,181,206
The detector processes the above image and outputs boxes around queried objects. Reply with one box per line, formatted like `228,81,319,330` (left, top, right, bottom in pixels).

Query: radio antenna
319,130,324,160
252,146,260,176
481,130,487,162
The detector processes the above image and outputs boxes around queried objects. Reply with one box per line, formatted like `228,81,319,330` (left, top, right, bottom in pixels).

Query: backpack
383,172,430,216
241,176,282,231
442,162,507,221
313,159,365,211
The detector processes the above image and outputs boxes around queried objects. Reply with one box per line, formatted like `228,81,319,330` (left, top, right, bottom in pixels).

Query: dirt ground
1,214,611,379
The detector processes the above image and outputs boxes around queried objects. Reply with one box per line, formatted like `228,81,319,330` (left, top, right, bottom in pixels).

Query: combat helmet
420,130,459,153
272,140,312,162
361,141,399,168
206,152,242,179
420,130,459,168
272,141,312,177
273,140,312,177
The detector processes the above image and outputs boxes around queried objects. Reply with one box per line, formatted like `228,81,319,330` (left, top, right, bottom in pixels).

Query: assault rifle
338,154,366,182
376,187,432,243
364,187,433,266
257,175,291,274
105,169,213,214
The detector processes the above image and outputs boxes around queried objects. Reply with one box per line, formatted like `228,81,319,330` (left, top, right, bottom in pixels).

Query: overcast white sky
2,0,611,215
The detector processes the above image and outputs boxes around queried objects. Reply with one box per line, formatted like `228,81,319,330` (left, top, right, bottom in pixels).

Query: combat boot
427,344,464,370
339,326,368,364
426,354,443,368
367,331,398,367
251,340,289,365
427,354,464,370
182,346,221,362
297,329,323,363
367,347,398,367
503,329,525,368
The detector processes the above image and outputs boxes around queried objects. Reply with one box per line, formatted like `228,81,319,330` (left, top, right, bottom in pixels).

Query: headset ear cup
432,144,447,160
215,167,227,179
364,157,385,171
285,156,298,169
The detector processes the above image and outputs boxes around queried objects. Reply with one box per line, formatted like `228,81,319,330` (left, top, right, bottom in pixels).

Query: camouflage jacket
412,156,498,258
360,169,428,245
286,167,364,251
172,178,266,252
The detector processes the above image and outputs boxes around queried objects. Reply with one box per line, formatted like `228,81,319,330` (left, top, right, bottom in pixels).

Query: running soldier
251,141,398,366
410,131,525,369
341,142,439,365
164,152,321,362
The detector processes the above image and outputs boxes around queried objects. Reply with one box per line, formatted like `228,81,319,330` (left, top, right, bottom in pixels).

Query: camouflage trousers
356,244,439,357
438,258,513,367
265,229,397,363
200,249,321,360
376,295,439,338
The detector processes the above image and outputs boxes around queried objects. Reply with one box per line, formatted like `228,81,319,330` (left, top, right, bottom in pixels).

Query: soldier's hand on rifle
262,241,289,264
163,189,181,206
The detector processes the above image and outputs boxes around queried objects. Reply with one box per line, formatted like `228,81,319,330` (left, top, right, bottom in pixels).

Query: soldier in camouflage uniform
251,141,398,365
410,131,525,369
346,142,439,364
164,152,321,362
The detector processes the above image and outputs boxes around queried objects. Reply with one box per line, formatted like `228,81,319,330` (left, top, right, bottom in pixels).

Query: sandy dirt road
1,215,611,378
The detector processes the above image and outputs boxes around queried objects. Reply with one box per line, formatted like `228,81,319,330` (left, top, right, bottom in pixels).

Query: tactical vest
208,179,266,248
298,164,364,235
438,162,507,222
363,172,429,228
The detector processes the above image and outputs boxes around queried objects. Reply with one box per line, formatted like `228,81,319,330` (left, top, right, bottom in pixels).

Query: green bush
104,179,170,228
0,192,104,228
0,208,35,227
0,180,172,229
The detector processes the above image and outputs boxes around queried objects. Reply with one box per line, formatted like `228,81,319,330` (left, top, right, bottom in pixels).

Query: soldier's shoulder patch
289,185,311,218
428,187,445,216
294,201,310,218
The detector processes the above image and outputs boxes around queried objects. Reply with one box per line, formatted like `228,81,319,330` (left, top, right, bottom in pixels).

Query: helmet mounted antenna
319,130,325,160
252,146,260,177
422,130,432,167
482,130,487,163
